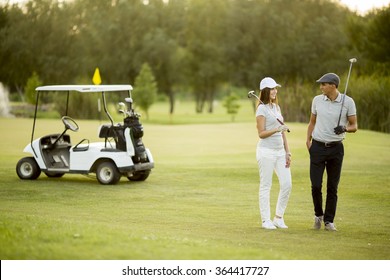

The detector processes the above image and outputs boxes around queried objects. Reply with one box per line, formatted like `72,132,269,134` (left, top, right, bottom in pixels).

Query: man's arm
346,115,358,133
306,113,316,150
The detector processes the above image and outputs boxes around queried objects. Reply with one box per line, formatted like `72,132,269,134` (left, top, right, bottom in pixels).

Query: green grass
0,114,389,260
119,99,257,124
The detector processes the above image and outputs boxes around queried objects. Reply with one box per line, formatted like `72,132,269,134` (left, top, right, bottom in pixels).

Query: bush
222,93,241,122
280,82,315,123
278,75,390,133
350,75,390,133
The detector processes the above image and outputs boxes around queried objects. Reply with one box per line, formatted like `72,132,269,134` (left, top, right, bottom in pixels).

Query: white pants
256,147,292,222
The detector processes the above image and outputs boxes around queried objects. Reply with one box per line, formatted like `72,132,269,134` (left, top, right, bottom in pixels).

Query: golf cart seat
40,134,71,150
99,124,116,139
98,124,126,151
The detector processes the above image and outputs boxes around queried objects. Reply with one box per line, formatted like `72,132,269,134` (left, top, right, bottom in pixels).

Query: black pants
309,140,344,223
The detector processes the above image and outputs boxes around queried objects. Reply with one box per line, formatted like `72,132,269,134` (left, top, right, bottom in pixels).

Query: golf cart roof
36,85,133,92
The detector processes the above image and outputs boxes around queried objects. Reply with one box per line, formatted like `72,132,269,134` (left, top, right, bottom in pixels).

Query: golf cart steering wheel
62,116,79,132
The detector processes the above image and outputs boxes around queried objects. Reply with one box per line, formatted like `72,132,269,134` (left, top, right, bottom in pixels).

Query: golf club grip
277,119,290,133
248,91,290,132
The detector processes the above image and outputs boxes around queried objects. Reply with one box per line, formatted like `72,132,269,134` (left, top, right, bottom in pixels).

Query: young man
306,73,358,231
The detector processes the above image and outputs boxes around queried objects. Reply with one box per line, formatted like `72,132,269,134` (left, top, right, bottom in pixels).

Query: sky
1,0,390,15
338,0,390,14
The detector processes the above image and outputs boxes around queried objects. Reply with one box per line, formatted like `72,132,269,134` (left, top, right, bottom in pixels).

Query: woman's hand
285,153,291,168
278,125,289,132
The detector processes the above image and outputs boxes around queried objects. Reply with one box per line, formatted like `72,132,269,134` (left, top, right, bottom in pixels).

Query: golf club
337,58,357,126
248,90,290,133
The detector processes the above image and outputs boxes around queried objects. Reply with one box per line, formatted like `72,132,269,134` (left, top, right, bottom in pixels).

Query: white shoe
273,217,288,229
325,222,337,231
262,220,277,230
313,215,323,230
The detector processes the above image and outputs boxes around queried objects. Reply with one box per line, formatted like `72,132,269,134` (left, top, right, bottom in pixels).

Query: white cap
259,77,281,90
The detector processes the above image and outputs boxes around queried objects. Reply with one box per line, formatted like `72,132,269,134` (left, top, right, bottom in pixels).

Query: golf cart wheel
16,157,41,180
44,171,65,178
128,170,150,181
96,161,121,185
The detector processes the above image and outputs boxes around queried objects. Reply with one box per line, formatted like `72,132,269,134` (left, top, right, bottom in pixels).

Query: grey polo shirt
311,92,357,143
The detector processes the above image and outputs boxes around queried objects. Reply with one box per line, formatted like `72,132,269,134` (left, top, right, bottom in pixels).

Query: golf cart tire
128,170,150,181
16,157,41,180
44,171,65,178
96,160,121,185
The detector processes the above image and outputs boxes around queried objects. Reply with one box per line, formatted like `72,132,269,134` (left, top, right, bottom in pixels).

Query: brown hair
257,88,278,107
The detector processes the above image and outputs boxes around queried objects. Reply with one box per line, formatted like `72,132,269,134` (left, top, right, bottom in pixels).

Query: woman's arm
282,132,291,168
256,115,280,139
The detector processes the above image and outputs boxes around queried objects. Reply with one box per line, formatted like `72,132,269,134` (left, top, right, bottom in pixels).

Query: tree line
0,0,389,132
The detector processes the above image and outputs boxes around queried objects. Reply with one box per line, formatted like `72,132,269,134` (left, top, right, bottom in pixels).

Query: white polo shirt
311,92,357,143
256,104,284,150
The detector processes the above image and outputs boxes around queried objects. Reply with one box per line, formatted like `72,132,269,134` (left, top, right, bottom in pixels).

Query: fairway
0,117,389,260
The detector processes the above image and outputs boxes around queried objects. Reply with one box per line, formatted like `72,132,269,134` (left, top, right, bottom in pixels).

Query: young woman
256,77,292,229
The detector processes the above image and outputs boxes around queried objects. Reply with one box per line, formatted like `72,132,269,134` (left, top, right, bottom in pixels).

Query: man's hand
334,125,346,135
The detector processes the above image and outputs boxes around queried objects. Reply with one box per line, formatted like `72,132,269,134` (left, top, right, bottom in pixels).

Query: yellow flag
92,68,102,85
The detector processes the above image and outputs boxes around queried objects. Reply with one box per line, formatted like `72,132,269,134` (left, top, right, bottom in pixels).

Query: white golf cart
16,85,154,185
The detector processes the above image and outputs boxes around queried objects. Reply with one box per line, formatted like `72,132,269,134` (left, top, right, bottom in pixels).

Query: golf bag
124,114,148,163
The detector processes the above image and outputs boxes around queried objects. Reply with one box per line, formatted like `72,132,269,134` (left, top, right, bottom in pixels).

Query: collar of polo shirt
324,92,342,102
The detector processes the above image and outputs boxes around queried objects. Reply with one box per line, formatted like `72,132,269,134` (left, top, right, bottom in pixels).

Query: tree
24,72,42,104
348,6,390,75
185,0,228,113
0,0,389,132
0,3,33,93
138,28,181,114
222,93,241,122
133,63,158,120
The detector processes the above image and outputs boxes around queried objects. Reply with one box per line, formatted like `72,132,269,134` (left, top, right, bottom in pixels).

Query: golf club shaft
248,91,290,133
337,58,357,126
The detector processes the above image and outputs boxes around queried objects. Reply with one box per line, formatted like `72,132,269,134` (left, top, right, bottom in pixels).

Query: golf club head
349,58,357,63
247,90,257,99
118,102,125,109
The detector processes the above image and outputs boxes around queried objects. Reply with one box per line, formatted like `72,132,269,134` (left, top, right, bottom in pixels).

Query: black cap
316,73,340,87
